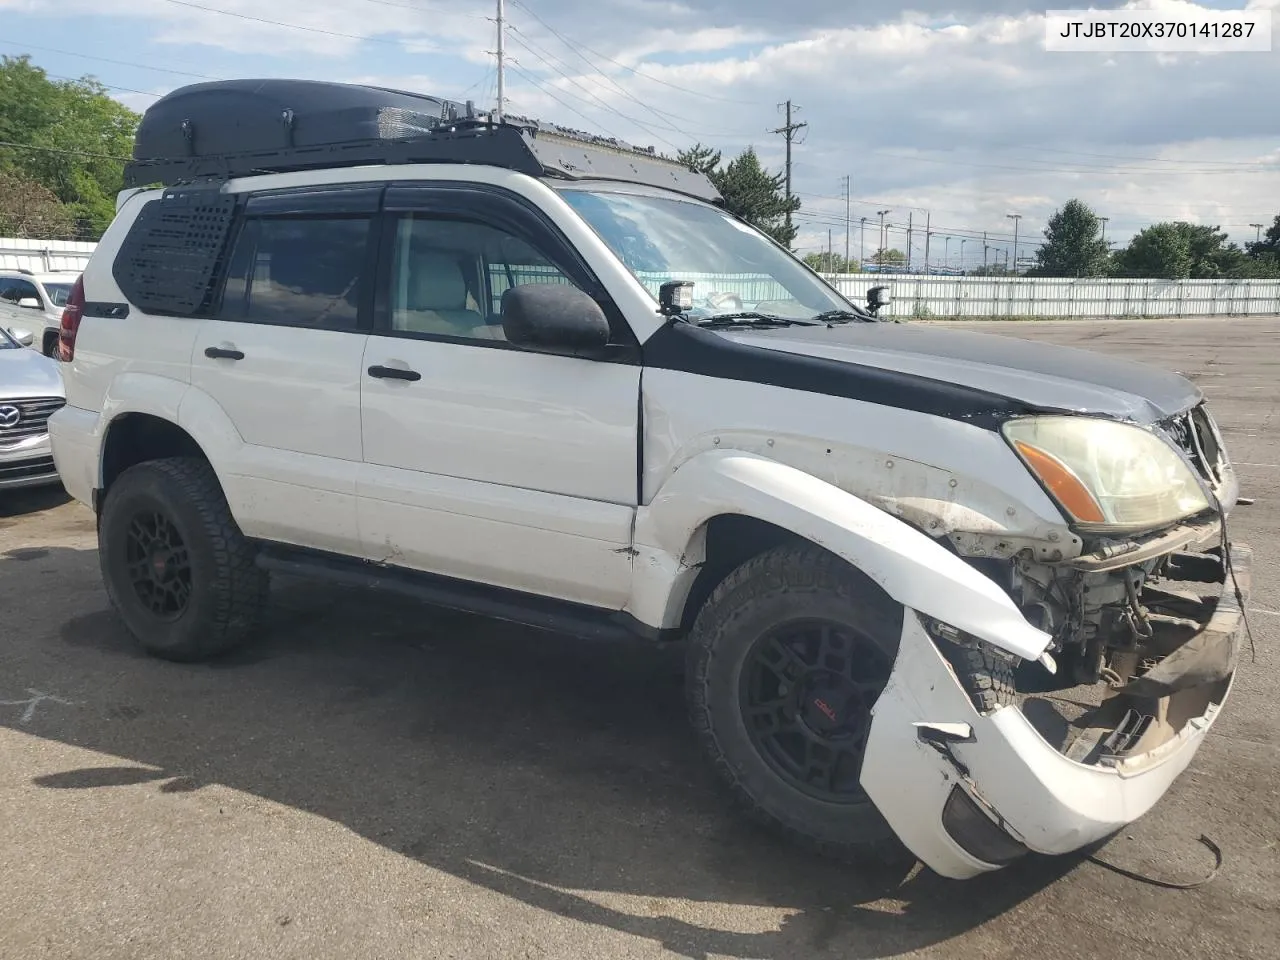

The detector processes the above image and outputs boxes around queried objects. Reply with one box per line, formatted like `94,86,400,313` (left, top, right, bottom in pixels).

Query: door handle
204,346,245,361
367,364,421,382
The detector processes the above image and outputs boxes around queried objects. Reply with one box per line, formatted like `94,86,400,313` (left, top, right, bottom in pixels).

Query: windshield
44,283,72,307
558,187,855,322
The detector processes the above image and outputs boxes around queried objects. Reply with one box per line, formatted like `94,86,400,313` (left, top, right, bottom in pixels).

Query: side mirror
867,285,891,309
501,283,610,351
9,327,35,347
17,297,42,310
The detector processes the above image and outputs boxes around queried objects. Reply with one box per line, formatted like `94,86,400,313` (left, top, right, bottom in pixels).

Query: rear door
191,185,379,555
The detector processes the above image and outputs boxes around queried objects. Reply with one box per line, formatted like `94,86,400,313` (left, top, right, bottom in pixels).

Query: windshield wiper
810,309,876,324
694,312,818,328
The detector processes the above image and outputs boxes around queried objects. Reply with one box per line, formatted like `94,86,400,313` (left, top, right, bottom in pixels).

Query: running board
253,542,665,645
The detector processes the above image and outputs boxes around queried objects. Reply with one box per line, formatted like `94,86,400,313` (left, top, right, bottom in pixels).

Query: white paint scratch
0,689,75,725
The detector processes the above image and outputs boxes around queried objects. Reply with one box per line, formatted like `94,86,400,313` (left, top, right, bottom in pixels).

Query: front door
191,186,378,555
358,184,640,609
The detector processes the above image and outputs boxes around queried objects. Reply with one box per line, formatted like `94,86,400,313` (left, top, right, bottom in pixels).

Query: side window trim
375,183,638,353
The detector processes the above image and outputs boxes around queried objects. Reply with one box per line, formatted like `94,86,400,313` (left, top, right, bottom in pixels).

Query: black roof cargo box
124,78,720,201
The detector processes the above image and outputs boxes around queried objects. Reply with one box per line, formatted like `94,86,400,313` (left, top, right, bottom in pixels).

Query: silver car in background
0,324,65,490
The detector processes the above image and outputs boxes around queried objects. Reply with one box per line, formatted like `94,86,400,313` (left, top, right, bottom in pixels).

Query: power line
505,32,684,150
0,40,222,80
505,62,626,142
505,21,759,138
508,0,760,105
158,0,421,46
47,74,162,98
872,149,1278,178
0,140,131,161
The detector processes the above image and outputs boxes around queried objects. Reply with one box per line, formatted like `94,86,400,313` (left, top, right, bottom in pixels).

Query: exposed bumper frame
861,543,1251,880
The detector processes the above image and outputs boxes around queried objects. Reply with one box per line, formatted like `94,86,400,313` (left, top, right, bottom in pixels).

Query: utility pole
1099,216,1109,247
827,229,833,272
842,175,851,271
983,231,989,270
493,0,506,122
1251,222,1264,244
1003,213,1024,273
923,213,932,276
877,209,890,267
906,212,914,272
771,101,807,241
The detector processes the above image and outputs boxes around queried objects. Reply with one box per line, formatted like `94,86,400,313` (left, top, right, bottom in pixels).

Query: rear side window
217,217,370,330
0,278,40,303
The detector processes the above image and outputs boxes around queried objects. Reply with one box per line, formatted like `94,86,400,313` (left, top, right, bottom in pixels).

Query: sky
2,0,1277,268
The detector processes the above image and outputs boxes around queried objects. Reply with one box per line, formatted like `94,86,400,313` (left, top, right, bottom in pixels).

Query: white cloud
6,0,1275,253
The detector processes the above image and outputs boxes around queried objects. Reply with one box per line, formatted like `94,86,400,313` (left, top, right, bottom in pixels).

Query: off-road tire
98,456,268,662
938,640,1018,713
685,542,908,863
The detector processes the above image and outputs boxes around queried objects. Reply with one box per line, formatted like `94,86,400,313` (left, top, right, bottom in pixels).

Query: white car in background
0,269,81,357
0,323,65,489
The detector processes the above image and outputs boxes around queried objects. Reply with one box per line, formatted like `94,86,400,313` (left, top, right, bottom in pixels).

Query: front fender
628,449,1050,660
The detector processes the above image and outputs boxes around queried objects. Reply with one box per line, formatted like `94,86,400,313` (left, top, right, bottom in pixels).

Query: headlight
1003,416,1210,532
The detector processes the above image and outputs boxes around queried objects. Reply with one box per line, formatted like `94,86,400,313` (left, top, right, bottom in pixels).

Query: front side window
386,214,579,342
43,283,72,308
558,187,853,322
218,216,370,329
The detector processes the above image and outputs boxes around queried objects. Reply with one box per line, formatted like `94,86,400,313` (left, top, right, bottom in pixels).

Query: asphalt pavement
1,316,1277,960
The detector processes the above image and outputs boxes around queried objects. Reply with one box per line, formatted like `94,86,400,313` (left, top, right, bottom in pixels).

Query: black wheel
686,542,905,860
98,457,268,662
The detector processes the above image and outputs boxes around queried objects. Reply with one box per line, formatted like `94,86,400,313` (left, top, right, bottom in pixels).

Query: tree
0,55,140,239
803,252,858,273
1113,220,1277,279
678,142,800,248
0,170,76,238
869,247,906,267
1113,223,1192,279
1246,214,1280,271
1033,199,1109,277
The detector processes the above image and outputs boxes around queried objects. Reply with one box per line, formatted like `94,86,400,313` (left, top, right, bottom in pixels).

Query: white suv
48,79,1251,879
0,269,81,356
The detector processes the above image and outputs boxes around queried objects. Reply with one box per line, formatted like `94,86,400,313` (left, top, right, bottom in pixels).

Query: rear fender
628,449,1050,660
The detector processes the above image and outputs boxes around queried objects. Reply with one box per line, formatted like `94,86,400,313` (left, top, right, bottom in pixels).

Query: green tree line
1030,198,1280,280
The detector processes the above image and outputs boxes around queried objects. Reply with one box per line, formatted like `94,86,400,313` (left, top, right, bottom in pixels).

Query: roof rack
123,79,719,202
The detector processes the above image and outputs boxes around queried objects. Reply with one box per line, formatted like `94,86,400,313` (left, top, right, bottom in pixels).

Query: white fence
819,273,1280,319
0,237,97,274
3,240,1279,319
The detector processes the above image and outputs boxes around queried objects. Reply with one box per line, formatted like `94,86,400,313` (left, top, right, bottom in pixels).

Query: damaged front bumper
860,542,1251,880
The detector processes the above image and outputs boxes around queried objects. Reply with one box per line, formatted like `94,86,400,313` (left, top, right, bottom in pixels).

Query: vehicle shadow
10,547,1080,959
0,483,70,519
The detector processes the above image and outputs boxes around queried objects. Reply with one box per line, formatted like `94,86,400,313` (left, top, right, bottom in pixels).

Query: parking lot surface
1,316,1277,960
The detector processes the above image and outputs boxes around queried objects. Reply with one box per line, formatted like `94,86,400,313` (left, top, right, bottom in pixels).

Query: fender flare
629,449,1051,660
95,374,244,491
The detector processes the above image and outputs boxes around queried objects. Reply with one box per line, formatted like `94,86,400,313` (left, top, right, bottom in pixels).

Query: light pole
859,216,867,271
961,238,969,271
877,209,891,267
1006,213,1022,275
1251,222,1265,244
944,236,950,269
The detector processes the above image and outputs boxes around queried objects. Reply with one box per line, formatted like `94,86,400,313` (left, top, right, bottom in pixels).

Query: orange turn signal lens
1013,441,1106,524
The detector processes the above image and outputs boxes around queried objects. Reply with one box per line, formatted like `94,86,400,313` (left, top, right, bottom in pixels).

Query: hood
724,322,1201,423
0,346,65,399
